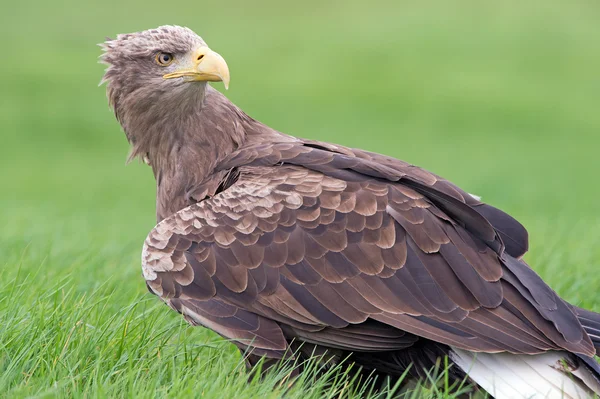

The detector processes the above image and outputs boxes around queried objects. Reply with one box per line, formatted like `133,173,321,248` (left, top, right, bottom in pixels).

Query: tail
449,348,600,399
574,306,600,355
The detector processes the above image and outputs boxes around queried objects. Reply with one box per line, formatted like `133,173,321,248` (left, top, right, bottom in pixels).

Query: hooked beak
163,46,230,90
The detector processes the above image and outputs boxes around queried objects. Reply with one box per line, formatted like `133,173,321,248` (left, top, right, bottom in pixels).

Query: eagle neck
150,87,245,175
150,86,291,220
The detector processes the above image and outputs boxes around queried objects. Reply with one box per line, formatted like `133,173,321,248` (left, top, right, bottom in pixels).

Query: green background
1,1,599,397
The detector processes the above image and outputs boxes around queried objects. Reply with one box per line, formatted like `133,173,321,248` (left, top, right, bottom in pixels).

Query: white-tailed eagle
100,25,600,398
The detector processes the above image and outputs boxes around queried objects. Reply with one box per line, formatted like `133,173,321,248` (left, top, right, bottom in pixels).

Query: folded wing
142,142,592,359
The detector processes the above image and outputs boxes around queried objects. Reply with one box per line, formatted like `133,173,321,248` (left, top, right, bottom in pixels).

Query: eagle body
102,26,600,398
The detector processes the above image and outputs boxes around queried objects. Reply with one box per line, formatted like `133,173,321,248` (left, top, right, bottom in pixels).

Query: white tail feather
449,348,599,399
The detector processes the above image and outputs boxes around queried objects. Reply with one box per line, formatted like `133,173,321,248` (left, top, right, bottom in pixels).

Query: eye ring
155,52,174,66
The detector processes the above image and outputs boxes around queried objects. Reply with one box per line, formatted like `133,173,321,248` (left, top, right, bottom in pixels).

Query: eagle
100,26,600,398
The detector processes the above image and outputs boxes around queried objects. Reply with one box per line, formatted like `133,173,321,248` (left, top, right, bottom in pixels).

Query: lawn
1,0,599,397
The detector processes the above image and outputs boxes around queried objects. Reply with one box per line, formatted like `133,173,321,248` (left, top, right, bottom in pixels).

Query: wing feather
142,142,593,358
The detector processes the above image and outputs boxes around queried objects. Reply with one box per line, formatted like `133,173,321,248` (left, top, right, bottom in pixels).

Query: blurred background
1,0,599,396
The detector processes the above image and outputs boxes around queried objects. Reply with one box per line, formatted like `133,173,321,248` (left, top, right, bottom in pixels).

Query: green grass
1,0,600,397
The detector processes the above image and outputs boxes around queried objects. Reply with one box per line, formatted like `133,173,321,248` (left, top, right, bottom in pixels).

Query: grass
1,0,599,397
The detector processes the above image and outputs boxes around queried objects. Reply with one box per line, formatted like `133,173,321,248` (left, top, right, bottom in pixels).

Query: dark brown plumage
102,26,600,398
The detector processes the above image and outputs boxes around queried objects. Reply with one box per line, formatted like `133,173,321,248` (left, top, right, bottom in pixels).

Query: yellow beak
163,46,230,90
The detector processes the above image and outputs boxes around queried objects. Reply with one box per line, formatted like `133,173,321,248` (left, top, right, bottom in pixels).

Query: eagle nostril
197,54,205,62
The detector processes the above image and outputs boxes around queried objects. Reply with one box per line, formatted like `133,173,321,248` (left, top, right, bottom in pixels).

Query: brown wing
142,142,593,359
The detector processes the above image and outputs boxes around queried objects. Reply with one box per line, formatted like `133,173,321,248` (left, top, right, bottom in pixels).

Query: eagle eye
155,52,174,66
